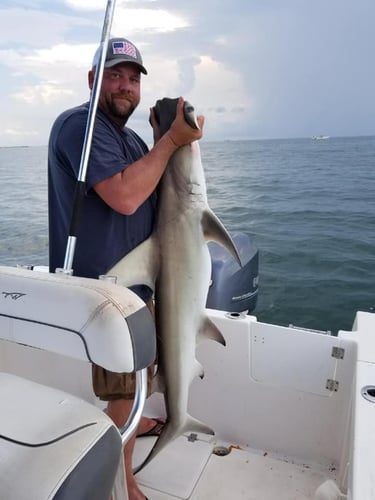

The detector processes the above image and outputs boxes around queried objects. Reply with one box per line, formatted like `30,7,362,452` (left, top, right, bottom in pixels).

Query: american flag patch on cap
112,41,137,59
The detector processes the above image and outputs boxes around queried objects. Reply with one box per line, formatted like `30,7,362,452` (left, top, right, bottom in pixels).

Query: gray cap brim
104,57,147,75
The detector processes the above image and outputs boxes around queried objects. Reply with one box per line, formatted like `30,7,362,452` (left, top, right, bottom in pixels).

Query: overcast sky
0,0,374,146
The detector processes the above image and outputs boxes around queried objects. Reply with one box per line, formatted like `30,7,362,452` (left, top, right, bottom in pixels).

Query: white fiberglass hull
134,310,375,499
0,267,374,499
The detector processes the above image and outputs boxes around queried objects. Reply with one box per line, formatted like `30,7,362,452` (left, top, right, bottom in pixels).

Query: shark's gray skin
108,98,241,471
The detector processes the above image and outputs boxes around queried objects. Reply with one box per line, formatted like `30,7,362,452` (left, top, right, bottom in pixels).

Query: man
48,37,204,500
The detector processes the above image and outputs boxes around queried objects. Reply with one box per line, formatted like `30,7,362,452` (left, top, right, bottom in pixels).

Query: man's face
90,63,141,125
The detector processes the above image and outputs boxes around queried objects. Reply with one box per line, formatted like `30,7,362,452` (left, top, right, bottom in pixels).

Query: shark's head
153,97,199,136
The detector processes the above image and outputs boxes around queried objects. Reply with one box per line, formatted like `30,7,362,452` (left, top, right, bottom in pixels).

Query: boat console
0,266,156,500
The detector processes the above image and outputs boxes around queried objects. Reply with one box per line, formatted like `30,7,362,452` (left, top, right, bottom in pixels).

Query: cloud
113,7,189,33
12,81,75,105
65,0,189,34
176,57,201,95
0,0,374,146
0,7,95,47
2,128,38,138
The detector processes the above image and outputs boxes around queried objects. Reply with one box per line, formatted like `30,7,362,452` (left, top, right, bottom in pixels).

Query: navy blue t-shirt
48,102,156,301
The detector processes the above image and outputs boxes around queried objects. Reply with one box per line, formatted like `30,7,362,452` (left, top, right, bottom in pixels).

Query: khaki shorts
92,299,155,401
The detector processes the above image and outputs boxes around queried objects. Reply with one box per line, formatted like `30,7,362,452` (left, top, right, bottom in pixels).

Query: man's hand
168,97,204,147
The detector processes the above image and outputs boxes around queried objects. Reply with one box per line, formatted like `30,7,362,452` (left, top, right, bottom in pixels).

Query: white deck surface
134,435,338,500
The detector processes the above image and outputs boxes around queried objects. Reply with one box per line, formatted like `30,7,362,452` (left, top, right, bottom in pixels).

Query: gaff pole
63,0,117,272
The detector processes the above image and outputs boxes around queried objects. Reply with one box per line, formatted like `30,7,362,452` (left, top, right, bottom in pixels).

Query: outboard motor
206,232,259,313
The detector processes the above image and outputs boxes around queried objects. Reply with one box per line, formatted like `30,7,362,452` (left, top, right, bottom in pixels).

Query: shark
108,97,241,471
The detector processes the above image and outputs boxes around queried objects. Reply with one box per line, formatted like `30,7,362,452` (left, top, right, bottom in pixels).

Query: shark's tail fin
133,415,214,474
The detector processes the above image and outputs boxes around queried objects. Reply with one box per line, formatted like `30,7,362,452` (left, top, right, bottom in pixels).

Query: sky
0,0,374,147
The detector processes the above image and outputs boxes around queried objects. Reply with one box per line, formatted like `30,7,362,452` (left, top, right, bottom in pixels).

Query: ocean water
0,136,374,333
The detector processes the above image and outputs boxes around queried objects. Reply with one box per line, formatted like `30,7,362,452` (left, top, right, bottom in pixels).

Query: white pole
63,0,117,272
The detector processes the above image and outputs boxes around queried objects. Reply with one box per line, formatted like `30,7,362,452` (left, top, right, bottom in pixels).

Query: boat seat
0,266,157,499
0,265,156,371
0,372,122,500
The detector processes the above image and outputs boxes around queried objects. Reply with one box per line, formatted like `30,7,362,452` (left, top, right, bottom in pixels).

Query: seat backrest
0,266,156,373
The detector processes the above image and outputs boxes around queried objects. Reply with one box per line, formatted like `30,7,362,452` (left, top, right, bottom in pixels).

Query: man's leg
107,399,146,500
98,300,157,499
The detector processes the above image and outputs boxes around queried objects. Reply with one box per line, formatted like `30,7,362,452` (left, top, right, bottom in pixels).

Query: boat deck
134,433,337,500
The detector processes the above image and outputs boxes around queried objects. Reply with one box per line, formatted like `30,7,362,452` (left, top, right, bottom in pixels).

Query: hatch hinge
326,379,339,392
331,346,345,360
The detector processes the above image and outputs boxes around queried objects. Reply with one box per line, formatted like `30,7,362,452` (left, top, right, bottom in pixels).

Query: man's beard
106,95,136,122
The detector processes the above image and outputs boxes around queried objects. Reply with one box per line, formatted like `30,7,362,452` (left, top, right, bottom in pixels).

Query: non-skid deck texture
134,436,337,500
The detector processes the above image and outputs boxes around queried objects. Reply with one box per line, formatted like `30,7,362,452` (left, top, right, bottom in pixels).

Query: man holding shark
48,37,204,500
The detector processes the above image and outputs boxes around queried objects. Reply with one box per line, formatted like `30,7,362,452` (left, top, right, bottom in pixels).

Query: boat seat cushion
0,266,156,372
0,372,122,500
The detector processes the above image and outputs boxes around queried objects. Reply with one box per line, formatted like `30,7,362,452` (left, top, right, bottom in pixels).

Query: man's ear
88,69,95,90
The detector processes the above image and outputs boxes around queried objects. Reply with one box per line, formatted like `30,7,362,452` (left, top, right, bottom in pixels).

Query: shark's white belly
155,206,212,420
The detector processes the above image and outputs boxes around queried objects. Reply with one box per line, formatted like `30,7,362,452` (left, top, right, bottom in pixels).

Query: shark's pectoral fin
198,316,226,346
107,235,159,290
201,209,242,267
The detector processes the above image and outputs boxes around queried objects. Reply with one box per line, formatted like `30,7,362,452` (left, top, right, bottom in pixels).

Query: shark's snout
153,97,199,135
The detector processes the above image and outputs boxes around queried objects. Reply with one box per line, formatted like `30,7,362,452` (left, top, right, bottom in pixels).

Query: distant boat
312,135,330,140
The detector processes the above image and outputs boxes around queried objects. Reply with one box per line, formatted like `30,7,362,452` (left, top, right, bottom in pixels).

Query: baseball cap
92,37,147,74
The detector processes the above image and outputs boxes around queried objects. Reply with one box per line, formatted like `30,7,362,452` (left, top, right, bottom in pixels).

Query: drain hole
361,386,375,403
225,311,246,320
212,446,231,456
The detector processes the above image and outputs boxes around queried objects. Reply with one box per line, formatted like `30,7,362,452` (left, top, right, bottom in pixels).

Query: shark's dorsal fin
201,209,242,267
107,235,159,291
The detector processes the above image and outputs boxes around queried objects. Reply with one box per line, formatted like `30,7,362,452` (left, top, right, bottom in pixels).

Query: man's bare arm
94,97,204,214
